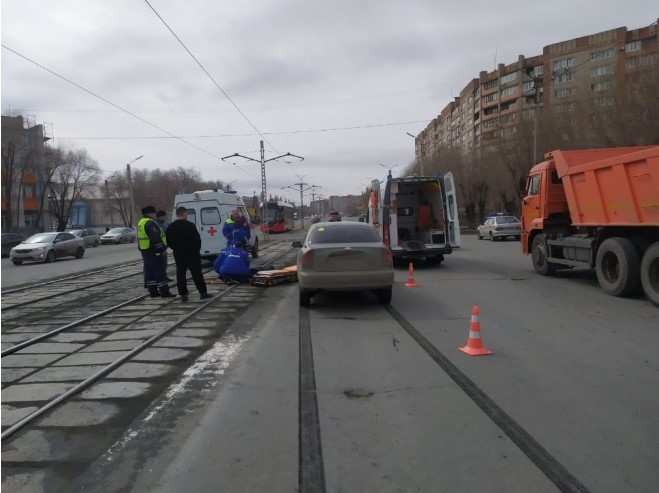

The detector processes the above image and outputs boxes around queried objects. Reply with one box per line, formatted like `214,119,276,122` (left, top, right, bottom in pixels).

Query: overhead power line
1,43,221,161
142,0,278,152
56,119,432,140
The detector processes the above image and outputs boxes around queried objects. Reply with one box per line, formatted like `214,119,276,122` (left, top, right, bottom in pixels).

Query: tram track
1,240,297,446
297,301,591,493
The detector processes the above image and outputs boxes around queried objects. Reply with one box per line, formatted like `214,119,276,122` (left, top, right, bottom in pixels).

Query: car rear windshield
308,225,380,244
25,233,57,244
496,216,519,224
107,228,125,234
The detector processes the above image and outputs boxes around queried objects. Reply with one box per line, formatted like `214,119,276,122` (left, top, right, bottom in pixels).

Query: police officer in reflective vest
137,206,175,298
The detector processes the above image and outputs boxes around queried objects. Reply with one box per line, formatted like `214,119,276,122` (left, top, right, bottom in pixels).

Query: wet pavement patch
153,336,205,348
2,405,39,427
132,347,191,362
54,351,129,366
38,401,120,427
107,362,176,379
80,381,151,399
3,353,65,368
81,340,138,352
1,368,37,383
171,328,215,337
104,329,160,340
51,332,102,343
15,342,84,354
343,388,375,399
3,383,74,403
23,365,105,383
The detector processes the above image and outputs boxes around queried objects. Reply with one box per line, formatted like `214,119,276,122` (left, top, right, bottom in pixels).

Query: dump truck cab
521,160,569,255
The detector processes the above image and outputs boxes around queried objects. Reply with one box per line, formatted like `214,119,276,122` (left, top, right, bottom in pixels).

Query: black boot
148,286,160,298
200,292,211,300
159,285,176,298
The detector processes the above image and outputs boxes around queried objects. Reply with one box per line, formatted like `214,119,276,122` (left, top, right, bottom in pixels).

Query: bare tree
34,147,65,230
49,149,101,231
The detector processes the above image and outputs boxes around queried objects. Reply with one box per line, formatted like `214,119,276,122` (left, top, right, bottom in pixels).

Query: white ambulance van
173,190,258,259
367,172,460,264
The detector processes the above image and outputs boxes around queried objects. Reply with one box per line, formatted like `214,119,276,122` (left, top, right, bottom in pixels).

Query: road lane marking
386,305,592,493
299,307,326,493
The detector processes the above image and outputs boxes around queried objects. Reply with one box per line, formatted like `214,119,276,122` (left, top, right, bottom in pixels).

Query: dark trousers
142,251,167,288
175,253,207,296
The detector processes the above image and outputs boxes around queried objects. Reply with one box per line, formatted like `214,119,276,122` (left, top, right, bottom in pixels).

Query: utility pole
283,181,312,230
222,141,304,235
309,185,321,216
125,154,143,226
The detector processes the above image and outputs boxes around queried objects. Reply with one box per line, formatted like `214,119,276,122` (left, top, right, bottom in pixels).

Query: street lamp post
406,132,424,175
126,154,143,226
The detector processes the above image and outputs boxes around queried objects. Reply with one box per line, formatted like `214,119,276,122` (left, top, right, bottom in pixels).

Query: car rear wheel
45,250,56,263
75,247,85,259
595,237,641,297
12,259,22,265
375,287,392,305
299,289,312,307
640,242,659,306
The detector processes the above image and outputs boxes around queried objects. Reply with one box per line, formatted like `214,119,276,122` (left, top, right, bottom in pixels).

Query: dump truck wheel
640,242,659,306
595,237,641,297
531,234,555,276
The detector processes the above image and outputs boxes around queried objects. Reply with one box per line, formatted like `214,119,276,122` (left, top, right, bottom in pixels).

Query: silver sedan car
10,232,85,265
100,227,136,244
297,222,394,306
477,215,521,241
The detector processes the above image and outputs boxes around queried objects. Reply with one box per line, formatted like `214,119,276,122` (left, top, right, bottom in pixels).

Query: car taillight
301,250,314,268
383,248,393,267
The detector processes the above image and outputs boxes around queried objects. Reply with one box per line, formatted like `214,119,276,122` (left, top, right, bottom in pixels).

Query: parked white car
477,214,521,241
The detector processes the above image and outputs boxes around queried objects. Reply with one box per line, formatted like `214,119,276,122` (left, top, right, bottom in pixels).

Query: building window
625,40,642,53
555,70,574,84
483,79,498,90
591,65,613,77
500,101,515,112
532,65,544,77
523,80,535,92
591,48,616,60
553,57,576,72
500,86,517,98
484,106,498,116
483,119,498,130
484,93,498,103
592,81,614,92
595,96,615,107
500,72,518,85
554,87,575,98
628,54,659,69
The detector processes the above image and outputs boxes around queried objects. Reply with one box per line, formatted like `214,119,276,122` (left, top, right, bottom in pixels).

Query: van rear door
443,172,461,247
197,201,225,255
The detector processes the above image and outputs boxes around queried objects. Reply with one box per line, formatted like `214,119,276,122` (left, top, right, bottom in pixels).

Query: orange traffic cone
405,262,417,288
458,305,493,356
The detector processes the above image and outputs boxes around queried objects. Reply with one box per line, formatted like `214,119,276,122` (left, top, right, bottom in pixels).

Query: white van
368,172,460,264
173,190,259,258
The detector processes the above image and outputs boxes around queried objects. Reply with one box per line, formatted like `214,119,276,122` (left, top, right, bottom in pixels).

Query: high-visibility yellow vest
137,217,166,251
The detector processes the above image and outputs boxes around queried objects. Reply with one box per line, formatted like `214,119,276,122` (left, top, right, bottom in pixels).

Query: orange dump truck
521,146,659,305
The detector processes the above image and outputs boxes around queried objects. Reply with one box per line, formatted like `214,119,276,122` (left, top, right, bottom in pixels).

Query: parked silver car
477,215,521,241
10,232,85,265
297,222,394,306
67,228,100,247
100,227,136,244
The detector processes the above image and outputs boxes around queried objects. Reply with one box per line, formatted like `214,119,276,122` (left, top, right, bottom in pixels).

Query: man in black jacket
166,207,209,301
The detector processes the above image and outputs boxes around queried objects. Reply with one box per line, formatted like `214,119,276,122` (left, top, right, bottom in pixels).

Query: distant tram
261,201,295,234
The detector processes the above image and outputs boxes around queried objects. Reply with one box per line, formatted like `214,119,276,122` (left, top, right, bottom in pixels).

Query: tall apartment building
415,20,658,162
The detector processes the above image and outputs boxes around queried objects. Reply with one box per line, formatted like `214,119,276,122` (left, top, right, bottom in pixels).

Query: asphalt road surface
70,235,658,493
1,243,141,289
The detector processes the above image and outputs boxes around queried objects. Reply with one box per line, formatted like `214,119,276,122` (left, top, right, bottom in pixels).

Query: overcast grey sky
1,1,654,202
